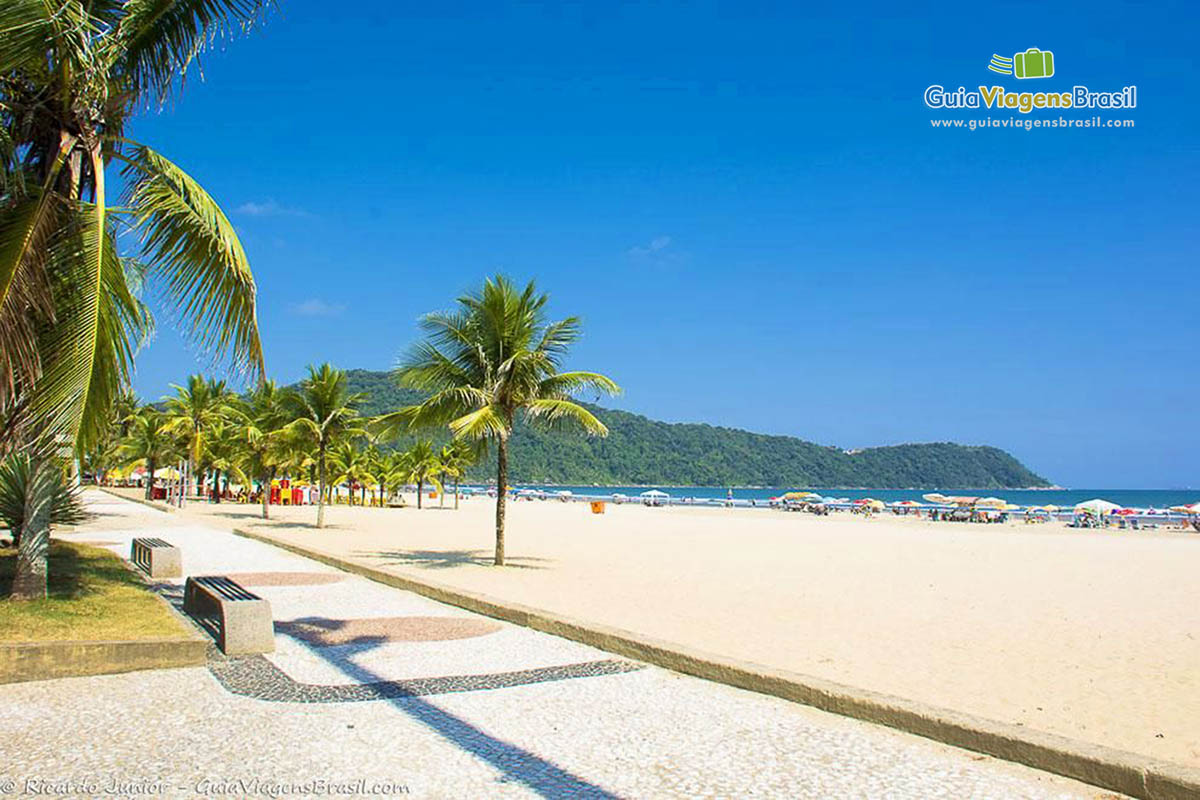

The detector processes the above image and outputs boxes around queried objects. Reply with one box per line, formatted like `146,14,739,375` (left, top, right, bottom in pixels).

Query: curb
231,524,1200,800
0,636,207,684
98,487,176,513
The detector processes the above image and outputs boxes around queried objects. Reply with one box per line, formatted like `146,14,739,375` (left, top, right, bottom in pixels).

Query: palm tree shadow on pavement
354,548,551,570
278,620,620,799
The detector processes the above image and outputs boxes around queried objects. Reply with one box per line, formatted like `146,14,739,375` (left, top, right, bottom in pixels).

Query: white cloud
628,235,672,257
235,199,311,218
291,298,345,317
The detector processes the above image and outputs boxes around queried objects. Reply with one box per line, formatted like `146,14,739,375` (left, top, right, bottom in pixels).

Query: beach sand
131,490,1200,768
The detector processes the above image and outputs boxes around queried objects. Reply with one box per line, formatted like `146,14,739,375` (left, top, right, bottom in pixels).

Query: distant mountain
336,369,1051,489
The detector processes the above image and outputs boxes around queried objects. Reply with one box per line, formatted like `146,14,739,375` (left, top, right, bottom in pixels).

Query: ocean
497,485,1197,509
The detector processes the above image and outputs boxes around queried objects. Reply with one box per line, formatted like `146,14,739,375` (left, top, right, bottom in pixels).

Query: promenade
0,491,1111,799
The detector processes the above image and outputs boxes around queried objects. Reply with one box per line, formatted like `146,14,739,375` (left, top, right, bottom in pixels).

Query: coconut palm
284,364,363,529
117,408,174,500
328,439,370,508
380,450,410,508
401,440,443,510
203,415,244,503
439,439,479,510
0,1,268,598
388,276,619,564
162,375,230,501
233,380,295,519
364,444,388,507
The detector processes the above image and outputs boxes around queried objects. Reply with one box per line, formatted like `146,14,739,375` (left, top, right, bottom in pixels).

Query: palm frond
119,141,263,376
0,0,93,77
116,0,275,106
523,398,608,436
26,148,112,443
449,405,510,442
537,371,622,399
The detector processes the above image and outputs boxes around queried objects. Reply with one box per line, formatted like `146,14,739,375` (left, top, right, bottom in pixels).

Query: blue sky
128,1,1199,488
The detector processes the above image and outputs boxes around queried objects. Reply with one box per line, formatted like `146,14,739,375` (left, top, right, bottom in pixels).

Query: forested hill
339,369,1050,489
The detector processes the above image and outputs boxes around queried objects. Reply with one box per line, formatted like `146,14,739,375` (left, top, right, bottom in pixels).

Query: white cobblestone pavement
0,492,1125,799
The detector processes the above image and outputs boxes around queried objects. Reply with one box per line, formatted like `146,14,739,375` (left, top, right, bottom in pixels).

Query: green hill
337,369,1050,489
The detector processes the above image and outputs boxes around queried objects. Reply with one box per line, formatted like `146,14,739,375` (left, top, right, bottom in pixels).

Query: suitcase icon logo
987,48,1055,79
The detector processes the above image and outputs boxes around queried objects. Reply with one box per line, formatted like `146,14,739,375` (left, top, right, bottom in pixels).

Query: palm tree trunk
346,481,354,507
261,468,273,519
455,477,460,510
495,438,507,566
317,446,327,529
417,479,423,509
146,461,156,501
214,469,222,503
439,473,446,508
10,459,53,600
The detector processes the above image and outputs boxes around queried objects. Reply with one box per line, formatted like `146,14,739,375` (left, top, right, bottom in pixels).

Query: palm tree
2,2,269,598
439,440,479,510
204,415,244,503
381,450,410,508
388,276,619,565
402,440,443,510
234,380,294,520
117,408,174,500
285,364,362,529
364,444,388,507
0,451,88,552
328,439,370,508
163,375,230,502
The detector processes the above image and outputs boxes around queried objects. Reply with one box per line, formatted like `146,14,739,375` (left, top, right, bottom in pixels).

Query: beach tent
640,489,670,506
1074,499,1121,515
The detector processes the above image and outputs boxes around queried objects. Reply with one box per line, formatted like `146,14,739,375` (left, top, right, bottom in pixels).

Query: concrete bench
183,576,274,655
130,537,181,579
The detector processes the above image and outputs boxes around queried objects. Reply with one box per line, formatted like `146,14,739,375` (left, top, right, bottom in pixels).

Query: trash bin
590,501,606,514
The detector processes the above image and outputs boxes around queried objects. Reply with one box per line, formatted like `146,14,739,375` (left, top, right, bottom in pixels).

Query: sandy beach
128,490,1200,769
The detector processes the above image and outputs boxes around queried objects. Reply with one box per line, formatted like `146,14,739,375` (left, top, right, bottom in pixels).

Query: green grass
0,541,189,642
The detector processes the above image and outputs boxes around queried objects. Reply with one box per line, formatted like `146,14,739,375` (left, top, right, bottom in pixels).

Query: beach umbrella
640,489,669,498
891,500,922,507
922,493,950,504
1074,498,1121,515
976,497,1007,509
949,496,980,506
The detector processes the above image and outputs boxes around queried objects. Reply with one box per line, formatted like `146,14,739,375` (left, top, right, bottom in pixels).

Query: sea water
497,486,1197,509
